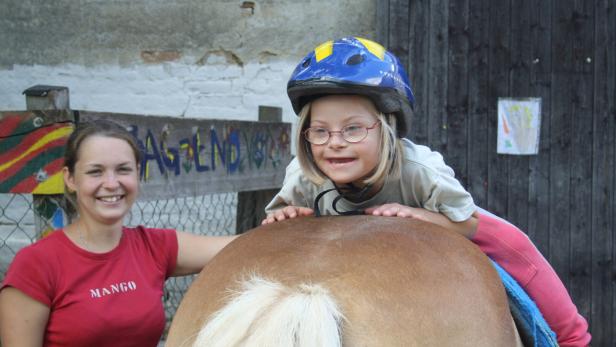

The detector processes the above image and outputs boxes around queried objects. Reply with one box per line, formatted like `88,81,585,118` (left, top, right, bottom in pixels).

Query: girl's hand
261,206,314,225
366,204,478,238
365,203,430,221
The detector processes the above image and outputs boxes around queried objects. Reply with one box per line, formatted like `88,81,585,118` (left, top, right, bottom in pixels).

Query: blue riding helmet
287,37,415,137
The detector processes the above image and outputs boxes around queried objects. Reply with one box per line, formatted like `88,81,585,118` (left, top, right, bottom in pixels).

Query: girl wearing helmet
262,37,590,347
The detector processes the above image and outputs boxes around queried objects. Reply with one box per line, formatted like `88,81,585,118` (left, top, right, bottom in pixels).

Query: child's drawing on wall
497,98,541,155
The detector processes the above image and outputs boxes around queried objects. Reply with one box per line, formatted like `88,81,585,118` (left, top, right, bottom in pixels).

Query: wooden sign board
79,111,292,200
0,111,292,200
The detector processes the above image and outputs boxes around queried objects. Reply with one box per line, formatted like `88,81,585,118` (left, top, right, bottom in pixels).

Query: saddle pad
491,260,559,347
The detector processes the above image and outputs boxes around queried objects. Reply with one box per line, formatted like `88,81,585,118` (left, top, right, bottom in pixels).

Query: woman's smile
96,194,125,204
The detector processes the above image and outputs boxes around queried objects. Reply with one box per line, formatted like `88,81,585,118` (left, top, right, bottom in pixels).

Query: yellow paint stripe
356,37,385,60
315,40,333,62
144,135,154,181
0,126,73,173
166,149,175,162
33,171,65,194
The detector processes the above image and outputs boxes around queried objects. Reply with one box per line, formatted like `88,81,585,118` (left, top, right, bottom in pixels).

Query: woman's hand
261,206,314,225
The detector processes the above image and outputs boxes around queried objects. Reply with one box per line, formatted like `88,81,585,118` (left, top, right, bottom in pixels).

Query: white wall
1,61,296,122
1,0,377,136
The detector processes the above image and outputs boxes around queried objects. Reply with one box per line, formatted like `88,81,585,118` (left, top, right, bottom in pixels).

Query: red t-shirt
1,226,178,347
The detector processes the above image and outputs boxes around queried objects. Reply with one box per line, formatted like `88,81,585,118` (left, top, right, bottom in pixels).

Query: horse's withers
166,216,521,347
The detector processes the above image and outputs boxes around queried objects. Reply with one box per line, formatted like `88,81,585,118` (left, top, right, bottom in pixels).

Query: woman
0,119,237,346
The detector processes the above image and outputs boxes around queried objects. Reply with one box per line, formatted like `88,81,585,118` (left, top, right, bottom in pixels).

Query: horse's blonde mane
192,275,345,347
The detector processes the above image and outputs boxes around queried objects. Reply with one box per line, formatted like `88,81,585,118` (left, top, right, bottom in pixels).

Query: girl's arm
365,203,478,239
0,287,49,347
172,232,239,276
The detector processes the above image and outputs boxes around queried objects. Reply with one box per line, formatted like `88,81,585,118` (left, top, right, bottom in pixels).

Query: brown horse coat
166,216,521,346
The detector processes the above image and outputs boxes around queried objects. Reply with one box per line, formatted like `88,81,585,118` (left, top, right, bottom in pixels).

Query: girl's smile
326,157,356,165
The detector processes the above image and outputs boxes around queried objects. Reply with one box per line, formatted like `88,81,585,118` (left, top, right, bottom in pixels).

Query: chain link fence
0,191,253,341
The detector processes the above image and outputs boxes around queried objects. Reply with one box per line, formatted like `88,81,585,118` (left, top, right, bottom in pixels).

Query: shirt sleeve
425,174,477,222
1,245,55,306
264,158,314,213
137,227,178,279
402,140,476,222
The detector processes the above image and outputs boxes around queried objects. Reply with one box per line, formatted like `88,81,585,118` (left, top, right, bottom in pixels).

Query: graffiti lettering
128,124,287,181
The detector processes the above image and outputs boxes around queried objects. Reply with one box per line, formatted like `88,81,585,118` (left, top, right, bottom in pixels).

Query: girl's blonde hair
295,100,404,188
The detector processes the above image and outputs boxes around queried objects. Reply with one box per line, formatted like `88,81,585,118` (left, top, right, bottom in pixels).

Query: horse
166,215,522,347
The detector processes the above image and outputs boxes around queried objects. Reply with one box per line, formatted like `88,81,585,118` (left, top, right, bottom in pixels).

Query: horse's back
167,216,519,347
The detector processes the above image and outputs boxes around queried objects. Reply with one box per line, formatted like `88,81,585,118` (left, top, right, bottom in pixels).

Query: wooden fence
378,0,615,345
0,87,292,339
0,87,291,235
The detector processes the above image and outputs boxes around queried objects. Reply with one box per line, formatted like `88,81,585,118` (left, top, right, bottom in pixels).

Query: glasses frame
303,121,380,145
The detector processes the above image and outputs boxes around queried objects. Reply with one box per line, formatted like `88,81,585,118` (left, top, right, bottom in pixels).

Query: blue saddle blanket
491,260,559,347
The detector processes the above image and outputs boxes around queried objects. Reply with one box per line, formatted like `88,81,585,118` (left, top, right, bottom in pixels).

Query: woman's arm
365,204,478,239
172,232,239,276
0,287,49,347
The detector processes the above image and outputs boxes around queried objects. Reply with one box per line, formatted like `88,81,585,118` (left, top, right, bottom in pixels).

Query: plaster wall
0,0,376,131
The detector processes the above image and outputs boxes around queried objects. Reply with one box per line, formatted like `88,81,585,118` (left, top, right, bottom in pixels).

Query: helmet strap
313,183,371,217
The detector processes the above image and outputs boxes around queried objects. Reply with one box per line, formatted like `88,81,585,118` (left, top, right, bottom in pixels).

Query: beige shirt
265,139,476,222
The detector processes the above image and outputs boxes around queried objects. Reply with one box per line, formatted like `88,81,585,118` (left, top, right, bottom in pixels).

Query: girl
263,37,590,347
0,119,237,347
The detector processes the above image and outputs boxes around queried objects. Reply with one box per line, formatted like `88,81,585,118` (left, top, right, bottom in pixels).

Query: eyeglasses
303,122,380,145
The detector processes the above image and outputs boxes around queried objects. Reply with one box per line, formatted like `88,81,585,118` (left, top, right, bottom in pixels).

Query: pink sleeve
473,212,591,347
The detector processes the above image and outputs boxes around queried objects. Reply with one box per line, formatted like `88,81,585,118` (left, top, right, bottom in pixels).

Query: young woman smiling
0,119,237,347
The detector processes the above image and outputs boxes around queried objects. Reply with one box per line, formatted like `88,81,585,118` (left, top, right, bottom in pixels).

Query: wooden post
235,106,284,234
22,85,73,238
24,85,71,111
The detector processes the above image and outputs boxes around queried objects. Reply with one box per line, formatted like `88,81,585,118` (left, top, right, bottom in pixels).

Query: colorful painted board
0,111,74,194
1,110,292,200
77,111,291,200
